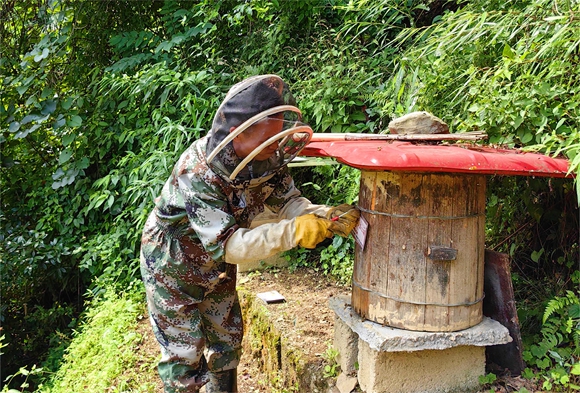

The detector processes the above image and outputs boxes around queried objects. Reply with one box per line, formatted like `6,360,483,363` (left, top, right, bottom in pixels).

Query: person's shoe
205,368,237,393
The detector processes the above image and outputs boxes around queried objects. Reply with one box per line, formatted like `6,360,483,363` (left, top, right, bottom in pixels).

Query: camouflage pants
140,215,243,393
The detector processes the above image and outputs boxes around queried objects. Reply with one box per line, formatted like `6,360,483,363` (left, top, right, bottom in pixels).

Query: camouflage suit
140,75,334,392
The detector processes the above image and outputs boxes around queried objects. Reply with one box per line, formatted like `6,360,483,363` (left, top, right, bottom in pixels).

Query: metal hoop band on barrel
352,281,485,307
357,206,485,220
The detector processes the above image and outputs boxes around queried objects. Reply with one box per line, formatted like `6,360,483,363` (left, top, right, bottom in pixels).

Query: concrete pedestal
330,297,512,393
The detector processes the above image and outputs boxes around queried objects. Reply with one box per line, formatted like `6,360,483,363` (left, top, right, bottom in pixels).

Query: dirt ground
236,267,351,392
137,267,544,393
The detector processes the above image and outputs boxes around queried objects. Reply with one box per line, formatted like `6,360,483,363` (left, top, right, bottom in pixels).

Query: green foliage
324,0,461,132
337,0,435,48
523,290,580,391
1,364,46,393
0,285,149,393
485,175,578,366
284,247,317,273
479,372,497,386
0,218,80,385
1,0,225,382
322,343,340,378
284,236,355,285
288,0,425,134
296,165,360,207
320,236,355,285
376,0,580,195
37,284,153,393
486,177,578,270
297,65,373,134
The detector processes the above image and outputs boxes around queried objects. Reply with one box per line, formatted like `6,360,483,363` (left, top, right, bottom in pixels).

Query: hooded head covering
205,75,312,187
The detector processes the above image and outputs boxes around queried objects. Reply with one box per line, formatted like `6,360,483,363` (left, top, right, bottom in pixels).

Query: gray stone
388,111,449,135
333,299,359,374
329,297,512,353
327,385,340,393
336,373,358,393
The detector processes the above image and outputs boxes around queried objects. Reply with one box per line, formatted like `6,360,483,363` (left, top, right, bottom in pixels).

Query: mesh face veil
205,75,313,186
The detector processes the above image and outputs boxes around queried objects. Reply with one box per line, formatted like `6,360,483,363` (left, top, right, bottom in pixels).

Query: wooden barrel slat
353,171,486,332
424,173,455,329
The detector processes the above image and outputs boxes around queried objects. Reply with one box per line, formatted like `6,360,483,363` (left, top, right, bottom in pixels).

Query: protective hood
205,75,312,187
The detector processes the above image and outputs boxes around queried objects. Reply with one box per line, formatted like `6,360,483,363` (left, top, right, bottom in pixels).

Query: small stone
256,290,286,304
388,111,449,135
336,372,358,393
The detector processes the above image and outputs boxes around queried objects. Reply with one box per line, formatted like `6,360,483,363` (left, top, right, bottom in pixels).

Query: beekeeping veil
205,75,312,187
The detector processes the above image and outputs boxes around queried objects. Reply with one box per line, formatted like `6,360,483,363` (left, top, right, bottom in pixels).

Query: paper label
352,214,369,251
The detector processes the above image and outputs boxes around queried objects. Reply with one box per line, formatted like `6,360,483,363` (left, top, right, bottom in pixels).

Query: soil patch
237,268,350,392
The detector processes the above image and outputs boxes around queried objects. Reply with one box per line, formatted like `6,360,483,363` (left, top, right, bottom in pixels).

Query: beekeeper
140,74,360,393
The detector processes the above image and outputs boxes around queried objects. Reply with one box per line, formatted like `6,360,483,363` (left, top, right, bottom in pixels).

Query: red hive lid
300,141,572,178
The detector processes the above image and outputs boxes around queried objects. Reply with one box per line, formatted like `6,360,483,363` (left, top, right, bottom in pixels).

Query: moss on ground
238,288,330,393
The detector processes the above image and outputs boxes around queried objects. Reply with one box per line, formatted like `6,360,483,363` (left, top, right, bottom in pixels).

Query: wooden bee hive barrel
352,170,486,332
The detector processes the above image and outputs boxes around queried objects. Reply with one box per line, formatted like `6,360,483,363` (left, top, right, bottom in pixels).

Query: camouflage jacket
152,135,301,264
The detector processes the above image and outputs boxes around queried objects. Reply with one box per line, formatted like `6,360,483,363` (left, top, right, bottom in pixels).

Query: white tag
352,214,369,251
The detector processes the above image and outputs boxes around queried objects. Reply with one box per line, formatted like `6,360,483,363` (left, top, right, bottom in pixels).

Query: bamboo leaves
382,0,580,156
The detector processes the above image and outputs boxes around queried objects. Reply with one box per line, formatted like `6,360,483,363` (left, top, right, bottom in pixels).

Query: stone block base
330,297,512,393
358,341,484,393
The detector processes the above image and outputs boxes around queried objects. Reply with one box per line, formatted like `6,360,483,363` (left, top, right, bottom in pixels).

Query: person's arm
224,214,336,265
178,169,336,267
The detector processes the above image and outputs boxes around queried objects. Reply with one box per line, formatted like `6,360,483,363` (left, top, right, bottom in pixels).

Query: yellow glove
326,204,361,237
295,214,334,249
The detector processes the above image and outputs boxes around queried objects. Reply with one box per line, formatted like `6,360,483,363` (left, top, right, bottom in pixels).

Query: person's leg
141,243,210,393
200,263,242,393
157,358,209,393
143,275,210,392
140,214,241,392
206,369,237,393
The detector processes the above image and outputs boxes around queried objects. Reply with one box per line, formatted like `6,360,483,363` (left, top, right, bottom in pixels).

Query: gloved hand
325,204,361,237
295,214,334,249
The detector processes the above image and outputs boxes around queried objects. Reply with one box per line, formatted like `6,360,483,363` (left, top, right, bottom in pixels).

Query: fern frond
544,297,568,323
